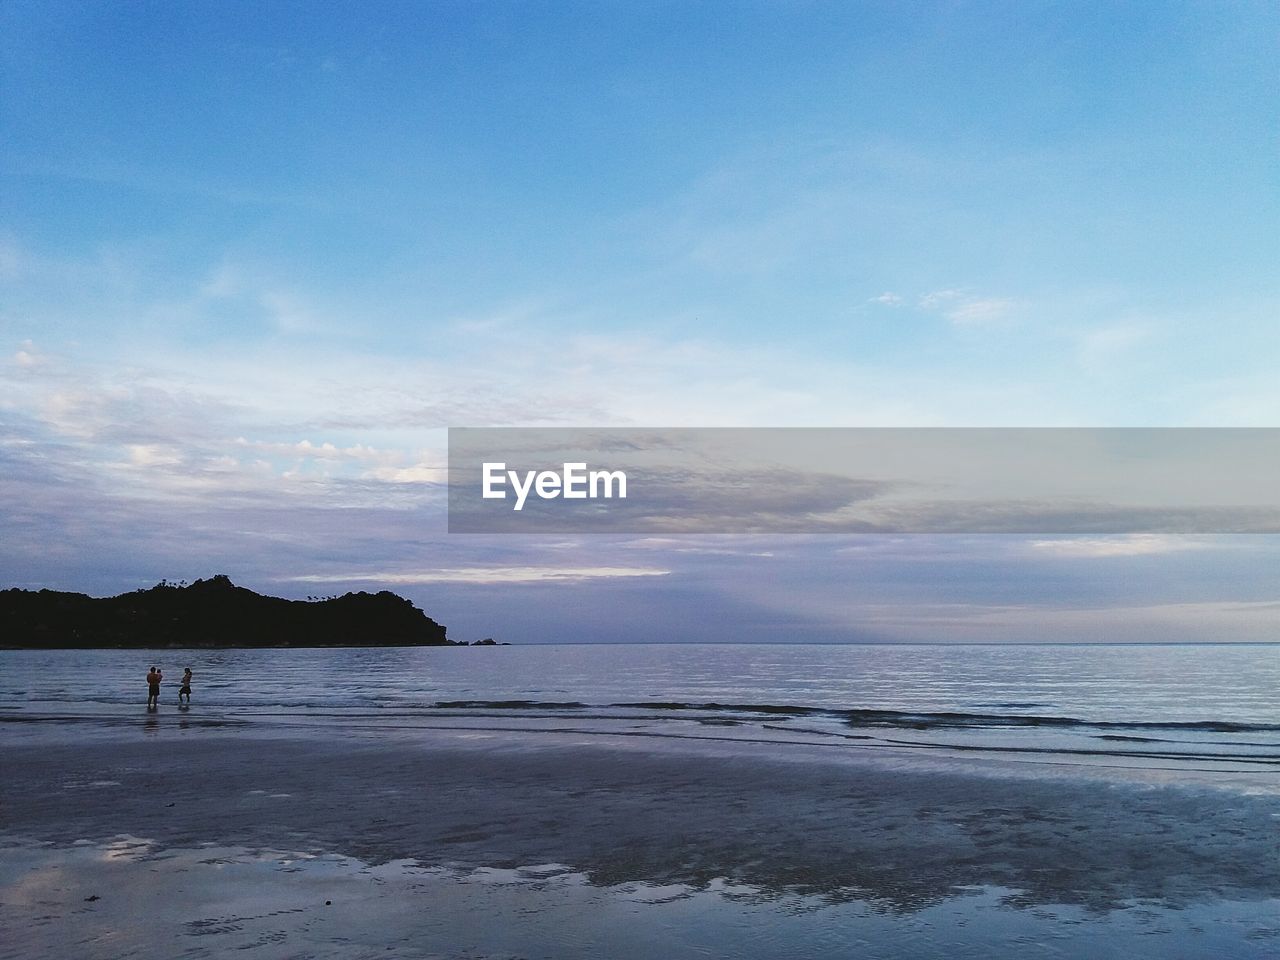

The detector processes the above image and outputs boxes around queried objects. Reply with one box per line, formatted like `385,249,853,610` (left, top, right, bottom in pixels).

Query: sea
5,642,1280,958
3,642,1278,780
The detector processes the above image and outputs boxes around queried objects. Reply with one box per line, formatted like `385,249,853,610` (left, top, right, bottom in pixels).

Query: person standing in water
178,667,193,706
146,666,162,709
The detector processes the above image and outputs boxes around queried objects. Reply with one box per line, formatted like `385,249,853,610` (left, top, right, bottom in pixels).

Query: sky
2,0,1277,643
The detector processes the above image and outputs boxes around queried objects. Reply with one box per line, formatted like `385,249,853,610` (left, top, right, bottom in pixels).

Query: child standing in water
146,666,162,709
178,667,193,706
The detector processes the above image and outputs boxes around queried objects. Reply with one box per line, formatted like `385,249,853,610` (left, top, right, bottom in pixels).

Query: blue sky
2,1,1277,642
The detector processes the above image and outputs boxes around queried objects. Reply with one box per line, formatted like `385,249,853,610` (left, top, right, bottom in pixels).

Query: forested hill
0,575,453,648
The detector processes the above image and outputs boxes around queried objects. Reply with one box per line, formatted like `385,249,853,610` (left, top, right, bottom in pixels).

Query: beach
4,718,1280,959
8,0,1278,953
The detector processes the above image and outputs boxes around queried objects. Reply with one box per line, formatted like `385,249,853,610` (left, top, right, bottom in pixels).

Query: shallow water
4,643,1279,775
3,837,1278,960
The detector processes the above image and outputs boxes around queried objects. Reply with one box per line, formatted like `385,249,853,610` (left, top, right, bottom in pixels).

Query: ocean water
5,642,1280,959
3,643,1278,778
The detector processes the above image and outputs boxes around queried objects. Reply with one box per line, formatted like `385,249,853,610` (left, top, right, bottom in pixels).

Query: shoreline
5,729,1280,907
6,639,1280,959
4,728,1280,957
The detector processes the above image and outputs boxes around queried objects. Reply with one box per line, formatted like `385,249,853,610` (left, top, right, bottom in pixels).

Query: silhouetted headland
0,575,455,648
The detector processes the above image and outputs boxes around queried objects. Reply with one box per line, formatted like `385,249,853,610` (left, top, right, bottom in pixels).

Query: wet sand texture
4,735,1279,913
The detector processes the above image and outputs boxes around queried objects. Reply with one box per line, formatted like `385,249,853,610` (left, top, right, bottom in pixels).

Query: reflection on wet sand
4,733,1279,919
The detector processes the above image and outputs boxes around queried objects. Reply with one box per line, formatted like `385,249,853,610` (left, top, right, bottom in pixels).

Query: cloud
1027,535,1204,558
917,289,1021,326
194,260,350,336
449,425,1280,536
233,437,397,464
13,340,44,368
869,292,903,306
286,566,672,585
869,500,1278,535
3,285,1277,641
622,537,775,557
127,444,184,468
917,289,964,310
367,464,447,484
448,462,894,534
944,297,1020,326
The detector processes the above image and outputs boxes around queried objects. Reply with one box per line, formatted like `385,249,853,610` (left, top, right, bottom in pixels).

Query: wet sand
3,728,1279,958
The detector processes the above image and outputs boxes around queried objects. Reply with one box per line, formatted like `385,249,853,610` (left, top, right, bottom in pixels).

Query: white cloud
1028,535,1202,558
234,437,396,463
917,289,1021,326
367,463,446,484
287,566,672,585
621,536,774,557
127,444,183,468
944,297,1020,326
917,289,963,310
13,339,44,368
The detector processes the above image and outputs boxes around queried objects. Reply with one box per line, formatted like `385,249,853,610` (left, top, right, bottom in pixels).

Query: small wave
605,701,1280,735
612,701,820,716
760,724,1280,764
433,700,589,710
872,735,1280,766
971,702,1054,710
842,709,1280,734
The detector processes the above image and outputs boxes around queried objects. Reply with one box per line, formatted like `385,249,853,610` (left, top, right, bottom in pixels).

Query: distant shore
0,575,458,648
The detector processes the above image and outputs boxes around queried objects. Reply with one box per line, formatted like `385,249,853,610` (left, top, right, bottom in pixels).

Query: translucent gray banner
447,428,1280,534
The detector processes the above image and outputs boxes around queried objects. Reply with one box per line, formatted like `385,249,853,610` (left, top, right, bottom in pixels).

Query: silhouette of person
178,668,193,706
146,666,162,709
